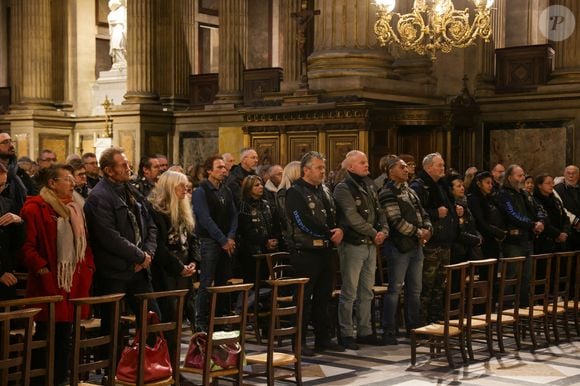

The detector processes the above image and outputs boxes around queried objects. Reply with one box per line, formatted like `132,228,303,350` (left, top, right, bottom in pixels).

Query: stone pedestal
91,69,127,116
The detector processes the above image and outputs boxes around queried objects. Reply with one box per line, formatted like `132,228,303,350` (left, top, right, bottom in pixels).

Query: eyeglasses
0,139,14,145
40,157,57,162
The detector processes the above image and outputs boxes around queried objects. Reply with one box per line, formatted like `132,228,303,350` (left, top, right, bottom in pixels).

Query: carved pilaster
308,0,394,80
549,0,580,84
281,0,301,91
52,0,70,108
124,0,159,104
215,0,247,105
476,0,505,95
20,0,53,107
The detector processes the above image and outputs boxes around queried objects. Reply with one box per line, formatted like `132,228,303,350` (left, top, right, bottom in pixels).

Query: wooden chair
266,252,295,347
568,251,580,336
474,256,525,352
371,250,388,337
0,295,63,386
410,262,468,368
246,278,310,386
70,293,125,386
462,258,495,360
180,283,253,386
248,252,276,344
541,251,573,342
0,307,41,386
116,289,189,386
505,253,552,350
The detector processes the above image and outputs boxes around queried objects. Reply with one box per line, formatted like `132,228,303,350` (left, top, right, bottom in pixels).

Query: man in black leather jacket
410,153,459,323
286,151,344,355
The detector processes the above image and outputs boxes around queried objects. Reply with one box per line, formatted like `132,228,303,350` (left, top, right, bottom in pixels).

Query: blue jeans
381,241,424,331
338,242,376,338
195,238,233,330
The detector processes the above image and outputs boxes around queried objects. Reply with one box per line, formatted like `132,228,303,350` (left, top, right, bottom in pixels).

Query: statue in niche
108,0,127,69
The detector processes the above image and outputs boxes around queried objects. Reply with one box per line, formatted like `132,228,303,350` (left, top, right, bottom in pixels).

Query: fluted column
20,0,53,107
8,0,22,105
215,0,247,105
281,0,301,91
124,0,158,104
157,0,189,108
549,0,580,84
476,0,505,95
51,0,69,107
308,0,395,80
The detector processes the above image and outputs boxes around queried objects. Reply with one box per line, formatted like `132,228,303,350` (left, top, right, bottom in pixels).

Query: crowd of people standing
0,129,579,383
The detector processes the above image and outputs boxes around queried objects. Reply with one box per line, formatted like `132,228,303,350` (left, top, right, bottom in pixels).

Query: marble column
124,0,159,104
19,0,54,107
549,0,580,84
280,0,301,91
214,0,247,105
158,0,190,108
308,0,395,80
476,0,506,95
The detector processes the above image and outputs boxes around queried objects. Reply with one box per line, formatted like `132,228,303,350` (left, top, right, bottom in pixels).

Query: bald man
334,150,389,349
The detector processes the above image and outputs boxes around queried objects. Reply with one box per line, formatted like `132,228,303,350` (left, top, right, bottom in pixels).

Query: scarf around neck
40,187,87,292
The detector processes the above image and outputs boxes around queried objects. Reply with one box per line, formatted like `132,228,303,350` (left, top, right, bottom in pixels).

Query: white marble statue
108,0,127,69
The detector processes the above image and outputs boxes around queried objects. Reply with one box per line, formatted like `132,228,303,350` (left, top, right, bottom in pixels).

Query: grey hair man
409,152,459,324
334,150,389,349
224,148,258,206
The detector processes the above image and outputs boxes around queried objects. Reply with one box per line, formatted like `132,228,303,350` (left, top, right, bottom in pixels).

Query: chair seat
449,318,487,328
558,300,577,309
413,323,461,336
534,305,565,314
115,376,174,386
503,308,545,317
372,285,388,295
246,352,297,367
474,313,515,324
80,318,101,330
181,366,240,377
227,278,244,285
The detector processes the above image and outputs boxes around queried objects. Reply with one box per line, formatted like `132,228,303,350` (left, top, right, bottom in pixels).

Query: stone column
20,0,54,107
476,0,506,95
280,0,301,91
549,0,580,84
214,0,247,105
8,0,22,105
308,0,395,81
124,0,159,104
0,0,8,87
158,0,190,108
51,0,70,108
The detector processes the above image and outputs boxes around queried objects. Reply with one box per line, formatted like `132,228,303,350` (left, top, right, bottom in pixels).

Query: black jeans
32,322,72,385
195,238,233,331
291,248,334,345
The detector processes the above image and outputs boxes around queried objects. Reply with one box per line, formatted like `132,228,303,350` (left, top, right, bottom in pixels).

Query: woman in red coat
21,163,94,386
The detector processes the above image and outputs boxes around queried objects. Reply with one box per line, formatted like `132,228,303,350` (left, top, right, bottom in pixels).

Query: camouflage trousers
420,246,451,324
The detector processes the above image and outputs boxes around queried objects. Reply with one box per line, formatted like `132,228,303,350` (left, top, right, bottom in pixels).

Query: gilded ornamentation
374,0,493,60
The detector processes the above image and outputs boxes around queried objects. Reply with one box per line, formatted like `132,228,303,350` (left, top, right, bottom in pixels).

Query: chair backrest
266,252,293,279
443,262,469,332
265,278,309,358
133,289,189,386
0,295,63,386
70,293,125,386
575,252,580,308
552,251,574,307
496,256,526,317
0,308,41,386
529,253,553,313
466,258,496,323
205,283,253,378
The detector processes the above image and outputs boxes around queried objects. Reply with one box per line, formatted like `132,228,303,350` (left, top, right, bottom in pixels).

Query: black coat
533,190,570,253
0,196,26,300
150,210,198,291
84,178,157,280
467,188,505,259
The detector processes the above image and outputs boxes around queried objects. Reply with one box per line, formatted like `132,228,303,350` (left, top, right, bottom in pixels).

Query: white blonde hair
278,161,301,190
148,171,195,233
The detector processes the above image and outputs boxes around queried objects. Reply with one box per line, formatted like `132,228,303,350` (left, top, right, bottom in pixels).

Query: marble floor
178,329,580,386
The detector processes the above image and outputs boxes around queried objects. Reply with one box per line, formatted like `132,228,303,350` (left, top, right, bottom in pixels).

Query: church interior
0,0,579,385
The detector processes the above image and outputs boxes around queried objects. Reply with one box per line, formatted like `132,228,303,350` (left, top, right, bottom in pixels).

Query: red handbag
116,312,173,383
184,331,242,371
